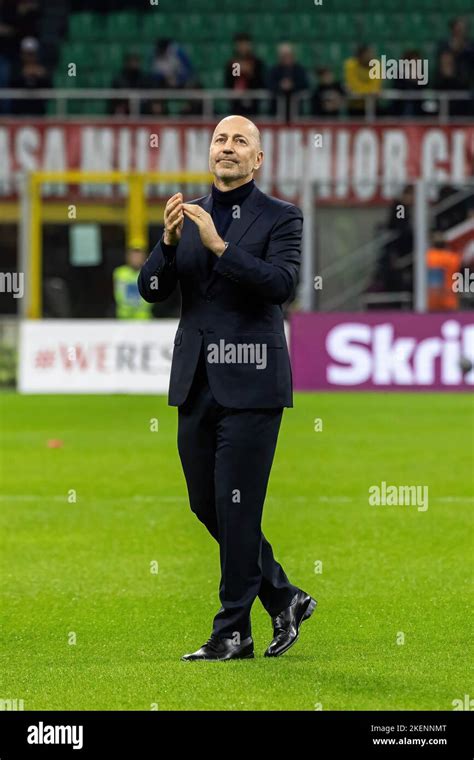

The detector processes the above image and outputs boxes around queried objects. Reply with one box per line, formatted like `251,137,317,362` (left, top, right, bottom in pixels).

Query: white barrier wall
19,320,292,394
19,319,179,394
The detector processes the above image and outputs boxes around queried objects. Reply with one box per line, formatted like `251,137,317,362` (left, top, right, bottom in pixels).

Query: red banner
0,120,473,204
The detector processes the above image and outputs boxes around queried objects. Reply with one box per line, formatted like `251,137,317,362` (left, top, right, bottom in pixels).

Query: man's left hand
182,204,226,256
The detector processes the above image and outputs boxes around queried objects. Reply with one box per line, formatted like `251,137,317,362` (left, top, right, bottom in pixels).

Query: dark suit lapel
203,185,266,293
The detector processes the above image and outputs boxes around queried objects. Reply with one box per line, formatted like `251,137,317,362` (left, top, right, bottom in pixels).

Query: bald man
138,115,317,661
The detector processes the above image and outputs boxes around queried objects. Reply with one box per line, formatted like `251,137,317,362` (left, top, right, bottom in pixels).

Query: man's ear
254,152,264,171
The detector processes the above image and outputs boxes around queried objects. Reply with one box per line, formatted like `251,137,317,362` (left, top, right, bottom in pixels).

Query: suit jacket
137,183,303,408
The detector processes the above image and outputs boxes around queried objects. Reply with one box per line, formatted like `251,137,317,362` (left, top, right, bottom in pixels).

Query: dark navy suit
138,181,303,640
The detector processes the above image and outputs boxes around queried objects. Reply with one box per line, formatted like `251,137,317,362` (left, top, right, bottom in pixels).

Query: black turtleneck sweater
210,177,255,238
145,179,256,292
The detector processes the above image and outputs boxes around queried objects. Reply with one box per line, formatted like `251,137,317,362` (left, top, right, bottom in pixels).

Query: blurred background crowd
0,0,473,119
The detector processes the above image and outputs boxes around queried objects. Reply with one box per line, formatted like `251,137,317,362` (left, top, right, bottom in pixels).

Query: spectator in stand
344,43,381,117
109,52,152,115
151,38,195,88
9,37,51,115
12,0,40,39
267,42,309,122
0,0,16,112
434,50,471,117
437,17,474,89
311,66,344,117
369,185,414,293
149,38,197,117
389,50,428,118
0,0,41,113
224,33,265,116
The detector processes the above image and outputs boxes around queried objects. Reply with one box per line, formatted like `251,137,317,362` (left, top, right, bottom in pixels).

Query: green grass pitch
0,391,472,711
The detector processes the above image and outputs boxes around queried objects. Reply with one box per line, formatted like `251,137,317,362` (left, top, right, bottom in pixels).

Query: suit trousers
177,346,299,640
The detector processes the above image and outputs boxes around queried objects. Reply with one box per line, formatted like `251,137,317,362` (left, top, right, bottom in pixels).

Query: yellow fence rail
27,171,213,318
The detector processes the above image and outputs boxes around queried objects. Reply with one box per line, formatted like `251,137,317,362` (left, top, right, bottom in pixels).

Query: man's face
126,56,140,72
359,47,373,65
209,117,263,184
127,249,145,270
452,19,466,36
278,45,294,66
236,39,252,57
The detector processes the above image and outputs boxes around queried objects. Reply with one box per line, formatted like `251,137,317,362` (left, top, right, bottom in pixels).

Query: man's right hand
163,192,184,246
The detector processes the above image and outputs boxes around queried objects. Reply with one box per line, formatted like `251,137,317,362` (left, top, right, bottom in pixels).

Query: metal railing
0,88,471,122
292,89,473,123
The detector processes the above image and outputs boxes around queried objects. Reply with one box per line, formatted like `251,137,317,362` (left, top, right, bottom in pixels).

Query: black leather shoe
264,590,317,657
181,634,254,661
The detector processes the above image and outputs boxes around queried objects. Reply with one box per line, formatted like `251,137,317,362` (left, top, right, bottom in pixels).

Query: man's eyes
214,138,247,144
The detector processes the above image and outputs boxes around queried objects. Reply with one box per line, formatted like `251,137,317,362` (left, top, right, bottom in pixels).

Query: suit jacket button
198,329,203,335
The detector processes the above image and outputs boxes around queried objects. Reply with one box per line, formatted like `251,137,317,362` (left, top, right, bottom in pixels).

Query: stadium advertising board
19,319,178,393
291,313,474,391
1,121,473,204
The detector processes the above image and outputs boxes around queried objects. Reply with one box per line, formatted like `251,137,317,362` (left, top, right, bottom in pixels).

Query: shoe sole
265,596,318,658
302,596,317,621
181,651,255,661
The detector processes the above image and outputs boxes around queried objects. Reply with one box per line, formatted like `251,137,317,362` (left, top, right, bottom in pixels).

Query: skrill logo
326,320,474,386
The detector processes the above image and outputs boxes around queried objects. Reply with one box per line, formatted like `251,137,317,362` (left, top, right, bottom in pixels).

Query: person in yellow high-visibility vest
113,245,154,319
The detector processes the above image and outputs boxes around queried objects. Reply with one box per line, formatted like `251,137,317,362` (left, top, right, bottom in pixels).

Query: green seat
206,13,242,40
94,44,125,73
86,71,114,88
204,43,232,69
174,13,210,41
200,69,224,88
105,12,140,42
139,13,169,43
68,13,101,41
247,13,291,42
383,42,405,61
366,13,398,41
139,11,169,44
315,42,345,70
292,13,321,41
330,14,358,40
430,14,450,38
83,100,106,115
220,0,261,10
59,42,90,72
53,70,79,88
254,42,277,65
399,14,432,43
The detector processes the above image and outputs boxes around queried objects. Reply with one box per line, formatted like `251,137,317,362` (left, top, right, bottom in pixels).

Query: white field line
0,495,472,504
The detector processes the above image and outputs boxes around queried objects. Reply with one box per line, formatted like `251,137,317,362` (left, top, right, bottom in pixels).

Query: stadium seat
52,5,474,111
294,13,321,41
175,13,211,41
59,42,90,72
68,13,101,41
138,13,169,43
105,12,140,42
94,44,125,74
254,42,277,65
259,13,293,42
200,69,224,88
